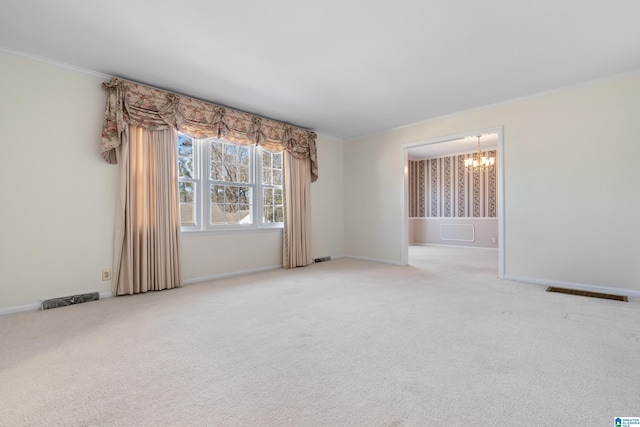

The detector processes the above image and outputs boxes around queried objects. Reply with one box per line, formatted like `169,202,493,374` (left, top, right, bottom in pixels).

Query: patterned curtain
101,77,318,182
101,78,320,283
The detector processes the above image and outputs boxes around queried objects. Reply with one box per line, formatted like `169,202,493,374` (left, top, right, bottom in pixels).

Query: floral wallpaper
409,150,497,218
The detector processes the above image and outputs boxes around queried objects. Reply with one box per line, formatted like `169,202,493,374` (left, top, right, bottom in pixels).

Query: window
262,150,284,223
178,134,284,231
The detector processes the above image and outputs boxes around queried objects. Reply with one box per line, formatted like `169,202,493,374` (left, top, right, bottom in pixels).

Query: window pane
238,186,251,205
263,168,272,185
239,205,252,224
263,188,273,205
211,185,225,203
179,182,194,203
224,144,237,163
178,157,193,179
211,161,224,181
210,141,224,162
273,169,282,186
180,204,195,226
263,206,274,223
178,135,194,179
225,204,239,224
225,186,238,204
262,152,272,169
274,189,282,205
210,204,225,224
238,165,250,183
238,146,250,165
274,206,283,223
273,152,282,169
226,164,237,182
178,135,193,156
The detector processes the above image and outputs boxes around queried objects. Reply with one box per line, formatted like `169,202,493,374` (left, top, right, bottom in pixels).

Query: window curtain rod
101,77,318,182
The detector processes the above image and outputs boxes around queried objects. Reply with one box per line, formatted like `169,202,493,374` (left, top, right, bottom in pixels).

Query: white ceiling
1,0,639,141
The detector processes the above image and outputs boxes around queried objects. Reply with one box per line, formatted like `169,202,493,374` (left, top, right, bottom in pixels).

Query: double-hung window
178,133,284,232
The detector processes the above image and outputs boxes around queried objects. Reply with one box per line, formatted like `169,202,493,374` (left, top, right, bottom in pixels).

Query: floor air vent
41,292,100,310
546,287,628,302
314,256,331,263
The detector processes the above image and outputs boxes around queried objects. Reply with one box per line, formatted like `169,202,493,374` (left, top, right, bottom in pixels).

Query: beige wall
345,73,640,293
0,53,115,311
0,52,345,312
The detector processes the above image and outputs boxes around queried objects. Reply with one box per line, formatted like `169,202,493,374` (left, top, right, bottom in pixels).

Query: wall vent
314,256,331,263
546,287,628,302
41,292,100,310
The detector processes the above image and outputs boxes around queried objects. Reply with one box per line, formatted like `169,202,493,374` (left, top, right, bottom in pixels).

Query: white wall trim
0,290,115,316
183,264,282,285
343,255,405,266
0,45,112,79
496,126,505,279
320,254,346,261
181,227,283,237
400,146,409,266
504,275,640,299
411,243,498,251
0,302,41,316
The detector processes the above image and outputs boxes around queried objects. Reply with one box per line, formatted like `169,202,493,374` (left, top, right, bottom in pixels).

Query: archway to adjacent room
400,127,505,278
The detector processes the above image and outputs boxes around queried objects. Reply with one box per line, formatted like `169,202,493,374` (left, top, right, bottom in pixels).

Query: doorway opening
400,127,505,278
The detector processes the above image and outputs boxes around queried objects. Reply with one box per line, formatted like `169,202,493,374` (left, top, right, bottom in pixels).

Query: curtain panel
101,77,318,182
282,151,312,269
113,126,183,295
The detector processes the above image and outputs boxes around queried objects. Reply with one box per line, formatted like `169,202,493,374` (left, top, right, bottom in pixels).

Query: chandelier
465,135,495,173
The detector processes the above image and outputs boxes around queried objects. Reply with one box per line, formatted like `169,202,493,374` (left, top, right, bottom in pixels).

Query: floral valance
101,77,318,181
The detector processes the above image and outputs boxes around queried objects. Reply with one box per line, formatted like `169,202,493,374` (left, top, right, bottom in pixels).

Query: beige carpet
0,246,638,426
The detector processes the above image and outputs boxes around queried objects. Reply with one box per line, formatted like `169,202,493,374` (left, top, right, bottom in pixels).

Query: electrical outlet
491,237,497,244
102,269,111,281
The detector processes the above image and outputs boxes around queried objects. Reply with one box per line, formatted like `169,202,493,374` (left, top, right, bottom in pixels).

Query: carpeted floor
0,245,638,426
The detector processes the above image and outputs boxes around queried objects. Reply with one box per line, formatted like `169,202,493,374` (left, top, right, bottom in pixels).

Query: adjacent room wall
408,152,498,249
0,51,345,313
409,218,498,248
345,73,640,293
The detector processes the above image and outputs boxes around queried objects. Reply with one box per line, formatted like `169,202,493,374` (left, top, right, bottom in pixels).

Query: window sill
181,225,283,236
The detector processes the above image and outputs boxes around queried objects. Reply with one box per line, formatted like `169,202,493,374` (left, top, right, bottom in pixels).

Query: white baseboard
503,275,640,298
183,264,283,285
0,302,41,316
0,289,115,316
342,255,406,266
99,290,113,299
310,254,346,262
411,243,498,251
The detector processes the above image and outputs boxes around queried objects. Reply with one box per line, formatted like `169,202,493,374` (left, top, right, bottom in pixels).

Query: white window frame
178,134,284,233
